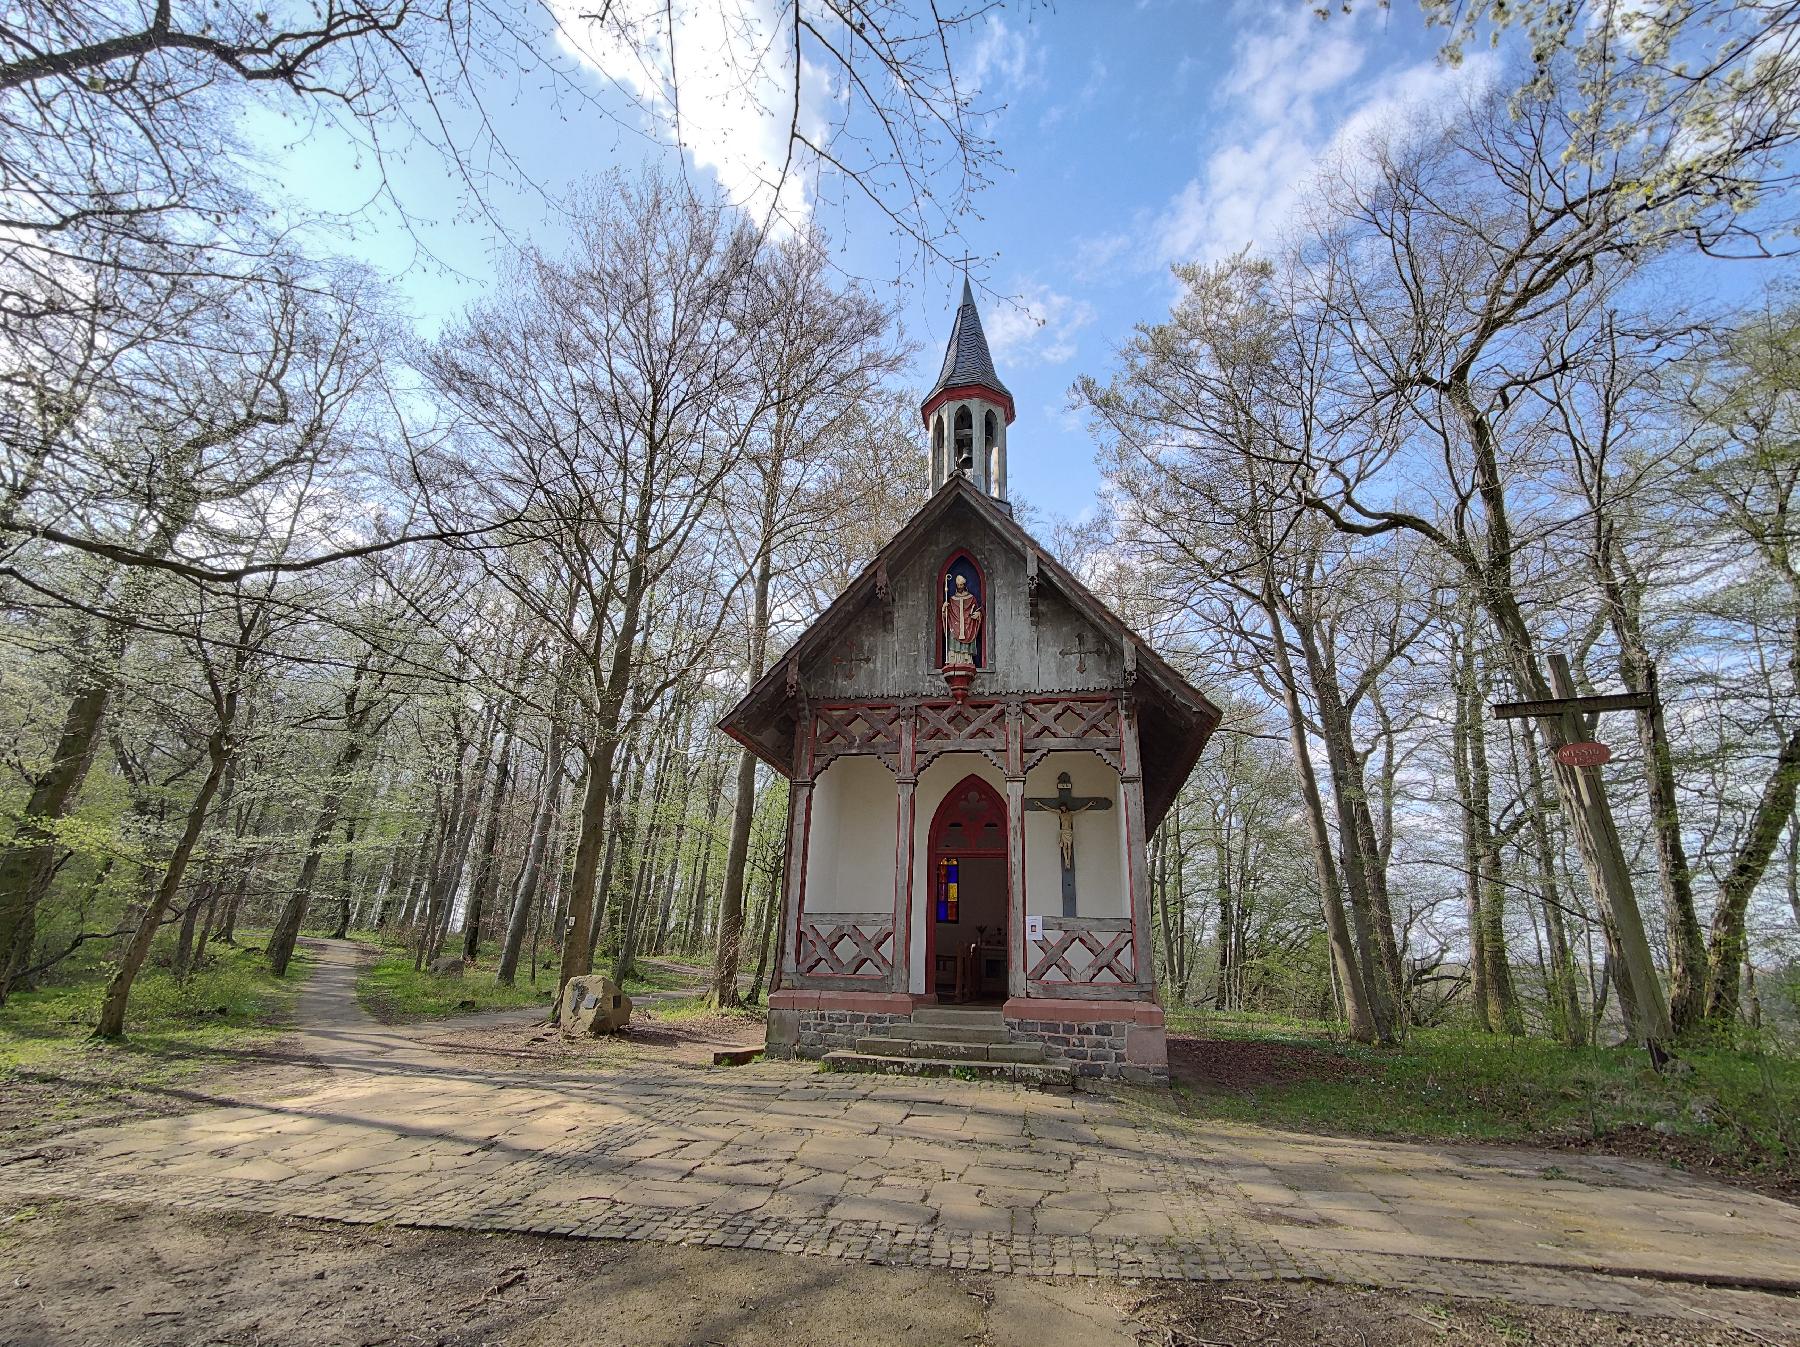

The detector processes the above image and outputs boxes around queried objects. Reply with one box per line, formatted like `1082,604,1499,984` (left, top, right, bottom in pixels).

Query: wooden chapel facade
721,281,1220,1083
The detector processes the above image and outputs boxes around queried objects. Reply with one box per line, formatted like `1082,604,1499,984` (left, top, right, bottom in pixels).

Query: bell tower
923,277,1015,503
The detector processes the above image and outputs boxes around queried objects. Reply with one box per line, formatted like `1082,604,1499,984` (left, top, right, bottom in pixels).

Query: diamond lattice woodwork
795,914,896,979
1026,917,1136,986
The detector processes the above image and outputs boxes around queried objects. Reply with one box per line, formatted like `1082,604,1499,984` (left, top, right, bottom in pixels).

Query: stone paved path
4,940,1798,1337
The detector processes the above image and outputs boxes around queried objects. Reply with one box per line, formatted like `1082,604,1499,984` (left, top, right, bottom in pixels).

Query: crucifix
831,637,872,682
1059,632,1101,674
1024,772,1114,917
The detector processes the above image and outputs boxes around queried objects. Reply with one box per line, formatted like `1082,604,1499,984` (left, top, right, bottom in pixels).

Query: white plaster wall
1023,751,1125,919
909,752,1007,994
802,755,897,915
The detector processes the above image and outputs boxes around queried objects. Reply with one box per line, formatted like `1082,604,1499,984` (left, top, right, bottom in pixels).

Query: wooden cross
1059,632,1101,674
831,637,872,682
1023,772,1113,917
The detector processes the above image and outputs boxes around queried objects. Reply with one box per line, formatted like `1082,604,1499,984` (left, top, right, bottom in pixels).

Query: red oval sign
1556,741,1613,768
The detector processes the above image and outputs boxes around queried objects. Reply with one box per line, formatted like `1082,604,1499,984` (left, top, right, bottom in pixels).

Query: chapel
720,280,1220,1084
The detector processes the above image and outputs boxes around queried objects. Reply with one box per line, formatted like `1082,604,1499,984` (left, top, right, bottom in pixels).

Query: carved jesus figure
941,573,983,668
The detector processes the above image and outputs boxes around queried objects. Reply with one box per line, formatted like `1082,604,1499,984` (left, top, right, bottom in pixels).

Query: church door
925,776,1009,1002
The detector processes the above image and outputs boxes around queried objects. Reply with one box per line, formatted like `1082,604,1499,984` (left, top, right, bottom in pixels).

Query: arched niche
935,548,988,669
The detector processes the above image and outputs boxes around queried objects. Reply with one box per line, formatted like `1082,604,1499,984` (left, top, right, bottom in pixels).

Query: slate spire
925,275,1013,409
922,274,1015,501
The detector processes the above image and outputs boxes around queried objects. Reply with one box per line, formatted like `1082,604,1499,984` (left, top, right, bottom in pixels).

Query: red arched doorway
925,774,1009,1002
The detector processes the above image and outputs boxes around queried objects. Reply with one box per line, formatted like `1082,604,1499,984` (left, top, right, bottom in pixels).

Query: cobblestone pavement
4,941,1798,1337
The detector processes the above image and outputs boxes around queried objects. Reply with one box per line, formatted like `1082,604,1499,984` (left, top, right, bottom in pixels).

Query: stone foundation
1002,996,1168,1085
767,990,1169,1084
766,990,914,1060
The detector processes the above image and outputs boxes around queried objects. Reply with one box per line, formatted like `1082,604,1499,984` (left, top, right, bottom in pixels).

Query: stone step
856,1036,1048,1064
889,1022,1011,1045
909,1006,1006,1029
856,1036,988,1061
821,1051,1073,1090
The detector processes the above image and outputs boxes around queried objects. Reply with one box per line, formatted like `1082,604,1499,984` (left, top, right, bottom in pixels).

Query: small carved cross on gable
831,636,873,682
1059,631,1103,675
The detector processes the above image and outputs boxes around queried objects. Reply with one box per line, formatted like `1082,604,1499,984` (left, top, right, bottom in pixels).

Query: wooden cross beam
1491,690,1651,721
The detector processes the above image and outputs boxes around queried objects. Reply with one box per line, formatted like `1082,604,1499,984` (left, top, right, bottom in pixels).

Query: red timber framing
782,693,1151,1001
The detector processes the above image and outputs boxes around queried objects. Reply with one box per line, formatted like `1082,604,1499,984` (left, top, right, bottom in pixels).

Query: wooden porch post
1005,701,1027,998
891,706,918,996
776,713,814,993
1120,698,1154,995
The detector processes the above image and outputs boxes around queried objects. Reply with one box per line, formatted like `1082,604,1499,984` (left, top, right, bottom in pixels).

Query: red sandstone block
1002,996,1164,1026
1125,1025,1167,1065
770,989,914,1014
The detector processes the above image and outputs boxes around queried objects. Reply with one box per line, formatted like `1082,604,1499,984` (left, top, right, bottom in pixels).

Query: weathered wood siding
805,498,1121,700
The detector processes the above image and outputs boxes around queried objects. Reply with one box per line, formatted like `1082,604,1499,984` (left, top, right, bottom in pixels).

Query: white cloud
1152,8,1497,268
985,281,1097,367
968,14,1048,96
549,0,831,225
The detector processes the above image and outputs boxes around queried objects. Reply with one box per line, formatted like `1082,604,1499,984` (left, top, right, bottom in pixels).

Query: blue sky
255,2,1488,522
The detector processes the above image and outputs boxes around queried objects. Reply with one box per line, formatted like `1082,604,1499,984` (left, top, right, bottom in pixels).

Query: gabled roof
717,475,1222,831
923,277,1013,419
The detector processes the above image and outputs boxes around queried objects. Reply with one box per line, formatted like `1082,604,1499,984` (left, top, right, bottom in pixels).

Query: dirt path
2,939,1797,1343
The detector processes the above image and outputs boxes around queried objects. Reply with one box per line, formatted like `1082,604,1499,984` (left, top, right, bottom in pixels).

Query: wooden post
776,715,815,994
1546,653,1670,1044
891,707,918,996
1120,699,1154,997
1006,702,1027,998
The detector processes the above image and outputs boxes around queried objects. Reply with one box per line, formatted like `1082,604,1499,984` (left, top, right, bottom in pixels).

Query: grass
1166,1006,1338,1039
0,942,310,1139
1157,1010,1800,1179
355,953,554,1023
0,942,309,1072
645,994,767,1024
619,959,704,997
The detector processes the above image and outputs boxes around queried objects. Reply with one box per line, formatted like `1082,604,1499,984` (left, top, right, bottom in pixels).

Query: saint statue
941,573,983,668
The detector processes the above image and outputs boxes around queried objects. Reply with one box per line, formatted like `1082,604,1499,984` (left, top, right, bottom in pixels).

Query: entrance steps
824,1005,1074,1089
821,1051,1074,1088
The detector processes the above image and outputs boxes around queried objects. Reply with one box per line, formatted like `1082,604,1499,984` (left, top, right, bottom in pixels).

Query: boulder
427,956,465,977
560,974,632,1038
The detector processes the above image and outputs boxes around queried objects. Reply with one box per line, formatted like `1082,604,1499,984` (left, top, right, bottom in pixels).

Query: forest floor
1160,1013,1800,1202
0,941,319,1148
0,940,1797,1345
349,930,717,1024
0,1198,1778,1347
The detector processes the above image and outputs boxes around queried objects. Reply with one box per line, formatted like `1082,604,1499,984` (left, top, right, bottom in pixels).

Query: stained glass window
936,856,960,923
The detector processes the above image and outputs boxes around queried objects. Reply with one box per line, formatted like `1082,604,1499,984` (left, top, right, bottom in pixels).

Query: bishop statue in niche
941,572,983,668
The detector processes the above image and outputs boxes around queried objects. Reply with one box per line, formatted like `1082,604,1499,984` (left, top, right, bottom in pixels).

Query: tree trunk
613,731,678,985
1521,724,1587,1045
1450,382,1671,1044
1703,723,1800,1026
270,697,373,977
712,418,785,1008
500,720,567,986
746,843,784,1004
95,723,232,1039
681,764,725,952
1263,581,1378,1043
463,722,516,961
0,680,113,1001
1464,658,1523,1035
